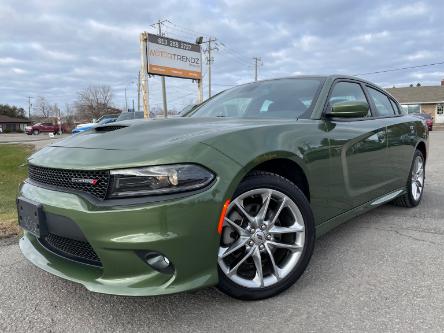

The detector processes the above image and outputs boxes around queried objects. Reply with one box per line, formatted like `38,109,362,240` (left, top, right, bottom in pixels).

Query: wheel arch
416,140,427,162
227,152,311,202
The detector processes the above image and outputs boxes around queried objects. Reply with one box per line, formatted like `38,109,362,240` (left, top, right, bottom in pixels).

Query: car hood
28,117,291,169
51,118,287,150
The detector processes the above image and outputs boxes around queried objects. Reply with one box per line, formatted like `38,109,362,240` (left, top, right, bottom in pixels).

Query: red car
413,113,433,131
25,122,65,135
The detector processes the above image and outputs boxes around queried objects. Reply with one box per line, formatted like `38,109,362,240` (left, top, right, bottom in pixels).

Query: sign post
140,32,150,119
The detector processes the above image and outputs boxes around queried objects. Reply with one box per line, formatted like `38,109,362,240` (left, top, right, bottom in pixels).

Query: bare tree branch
74,85,117,120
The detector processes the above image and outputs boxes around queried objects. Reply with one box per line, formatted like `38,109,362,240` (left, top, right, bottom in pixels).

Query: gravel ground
0,132,443,333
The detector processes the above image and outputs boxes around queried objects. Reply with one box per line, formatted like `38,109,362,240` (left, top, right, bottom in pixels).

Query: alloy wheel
218,188,305,289
411,155,424,201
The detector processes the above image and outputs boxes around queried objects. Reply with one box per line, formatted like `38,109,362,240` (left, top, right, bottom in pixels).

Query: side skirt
315,187,407,238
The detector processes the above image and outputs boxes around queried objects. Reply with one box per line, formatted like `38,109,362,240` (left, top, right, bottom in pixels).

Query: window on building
401,104,421,114
437,104,444,115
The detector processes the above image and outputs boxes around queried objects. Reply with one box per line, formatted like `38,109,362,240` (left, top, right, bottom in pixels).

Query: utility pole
132,99,135,112
202,37,217,98
253,57,262,82
140,32,150,118
137,71,141,111
124,87,128,111
27,96,33,119
152,19,169,118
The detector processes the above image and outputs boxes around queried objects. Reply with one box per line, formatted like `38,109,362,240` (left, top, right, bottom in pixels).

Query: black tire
217,171,315,300
392,149,425,208
32,129,39,135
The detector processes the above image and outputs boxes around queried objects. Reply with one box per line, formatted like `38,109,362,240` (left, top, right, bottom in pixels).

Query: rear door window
367,87,396,117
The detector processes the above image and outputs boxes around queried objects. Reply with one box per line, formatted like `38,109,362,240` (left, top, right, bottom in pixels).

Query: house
0,115,31,132
386,80,444,124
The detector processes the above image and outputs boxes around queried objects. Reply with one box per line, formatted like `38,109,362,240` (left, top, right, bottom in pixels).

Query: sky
1,0,444,113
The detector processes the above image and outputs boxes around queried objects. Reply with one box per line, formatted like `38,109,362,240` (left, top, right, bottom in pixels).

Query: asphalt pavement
1,132,443,333
0,133,69,150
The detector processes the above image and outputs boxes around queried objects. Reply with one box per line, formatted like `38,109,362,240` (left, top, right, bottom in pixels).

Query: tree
74,85,116,120
33,96,51,118
0,104,26,118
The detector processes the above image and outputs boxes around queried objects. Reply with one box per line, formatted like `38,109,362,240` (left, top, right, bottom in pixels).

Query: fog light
137,251,174,274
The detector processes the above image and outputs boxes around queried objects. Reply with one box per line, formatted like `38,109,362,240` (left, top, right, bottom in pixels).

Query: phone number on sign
157,37,193,50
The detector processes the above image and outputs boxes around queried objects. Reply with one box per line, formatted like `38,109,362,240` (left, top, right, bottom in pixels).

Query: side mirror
327,101,369,118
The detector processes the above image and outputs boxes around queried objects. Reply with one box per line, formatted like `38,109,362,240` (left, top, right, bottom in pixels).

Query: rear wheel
217,171,315,300
392,149,425,207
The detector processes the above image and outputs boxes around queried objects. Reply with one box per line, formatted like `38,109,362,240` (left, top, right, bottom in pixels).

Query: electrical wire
354,61,444,76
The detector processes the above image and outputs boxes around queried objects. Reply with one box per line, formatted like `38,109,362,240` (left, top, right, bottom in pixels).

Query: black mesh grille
40,233,102,266
28,164,110,200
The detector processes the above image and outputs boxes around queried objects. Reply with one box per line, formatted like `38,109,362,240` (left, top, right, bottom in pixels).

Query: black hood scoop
95,125,128,132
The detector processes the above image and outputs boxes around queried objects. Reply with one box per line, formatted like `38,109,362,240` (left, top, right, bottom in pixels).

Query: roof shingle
386,86,444,104
0,115,31,123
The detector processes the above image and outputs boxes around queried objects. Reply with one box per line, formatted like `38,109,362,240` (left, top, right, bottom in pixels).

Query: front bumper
18,176,231,296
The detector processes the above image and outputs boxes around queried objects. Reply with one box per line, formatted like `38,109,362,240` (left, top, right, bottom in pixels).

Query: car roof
227,75,379,89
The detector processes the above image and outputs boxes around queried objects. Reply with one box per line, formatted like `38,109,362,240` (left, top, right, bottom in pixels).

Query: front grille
28,164,110,200
40,233,102,267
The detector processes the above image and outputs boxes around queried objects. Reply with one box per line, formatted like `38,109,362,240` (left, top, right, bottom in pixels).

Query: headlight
109,164,215,198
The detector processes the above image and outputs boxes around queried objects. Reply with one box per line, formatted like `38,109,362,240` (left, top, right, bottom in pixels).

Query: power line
354,61,444,76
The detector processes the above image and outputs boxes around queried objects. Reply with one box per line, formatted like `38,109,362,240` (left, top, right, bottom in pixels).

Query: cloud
0,0,443,111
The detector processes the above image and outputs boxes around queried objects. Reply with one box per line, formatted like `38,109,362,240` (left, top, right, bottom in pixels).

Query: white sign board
147,34,202,80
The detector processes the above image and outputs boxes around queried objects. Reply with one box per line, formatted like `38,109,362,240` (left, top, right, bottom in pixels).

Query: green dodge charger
18,75,428,300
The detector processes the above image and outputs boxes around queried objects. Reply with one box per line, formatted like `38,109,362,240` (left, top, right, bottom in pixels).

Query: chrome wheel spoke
252,246,264,287
220,237,249,258
268,241,302,252
233,200,254,223
265,243,281,281
269,224,304,234
224,217,248,236
257,190,272,220
269,197,287,228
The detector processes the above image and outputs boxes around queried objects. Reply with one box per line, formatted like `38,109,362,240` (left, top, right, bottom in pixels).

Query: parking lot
0,131,443,333
0,133,69,151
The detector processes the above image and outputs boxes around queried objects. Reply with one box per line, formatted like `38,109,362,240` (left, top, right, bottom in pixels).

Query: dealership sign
147,34,202,80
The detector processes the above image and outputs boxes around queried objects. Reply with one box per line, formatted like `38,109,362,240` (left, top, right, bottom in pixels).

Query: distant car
73,114,119,133
412,113,433,131
25,122,65,135
116,111,145,121
72,117,117,134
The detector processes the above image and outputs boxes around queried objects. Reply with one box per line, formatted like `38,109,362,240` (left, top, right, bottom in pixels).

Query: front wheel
217,171,315,300
32,129,39,135
392,149,425,207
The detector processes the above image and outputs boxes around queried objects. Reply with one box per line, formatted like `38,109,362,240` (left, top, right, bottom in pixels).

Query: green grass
0,144,33,237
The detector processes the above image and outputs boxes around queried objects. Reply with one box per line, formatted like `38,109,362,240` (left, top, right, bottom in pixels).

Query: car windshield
97,118,115,125
189,78,323,119
117,112,144,121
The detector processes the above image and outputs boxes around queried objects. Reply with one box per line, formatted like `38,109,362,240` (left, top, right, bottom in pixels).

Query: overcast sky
1,0,443,113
